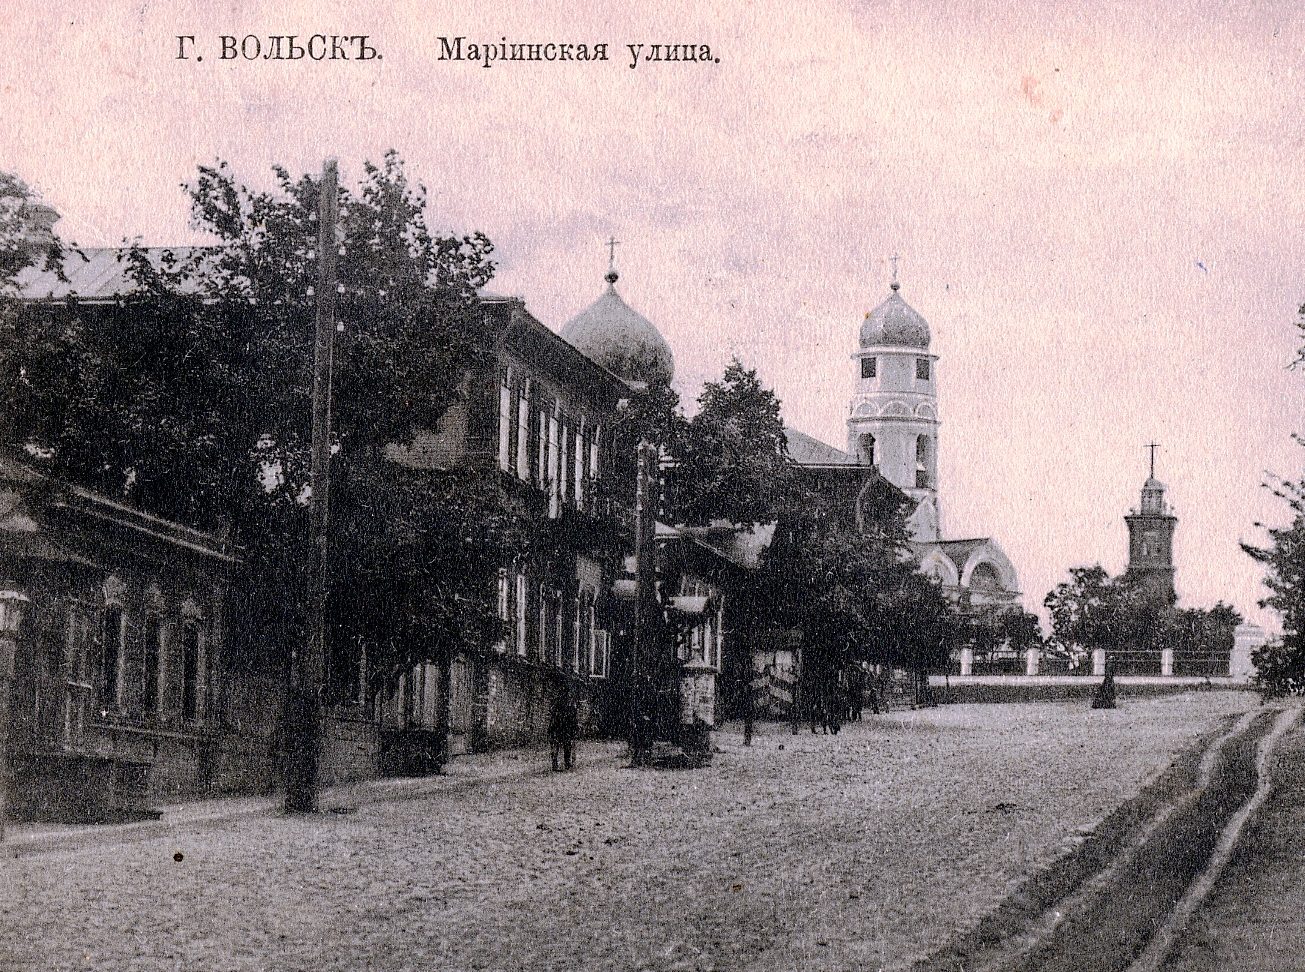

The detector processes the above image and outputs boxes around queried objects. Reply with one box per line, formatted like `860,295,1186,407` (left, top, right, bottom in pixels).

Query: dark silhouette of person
628,678,655,767
549,682,579,771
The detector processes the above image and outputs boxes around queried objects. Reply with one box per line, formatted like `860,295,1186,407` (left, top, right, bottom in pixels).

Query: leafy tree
1046,564,1241,668
1243,438,1305,696
1,171,64,443
962,601,1044,658
671,359,792,526
1044,565,1129,659
602,373,684,510
736,466,961,701
8,154,524,687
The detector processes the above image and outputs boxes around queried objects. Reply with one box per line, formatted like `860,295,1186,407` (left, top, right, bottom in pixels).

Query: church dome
860,282,931,349
561,269,675,385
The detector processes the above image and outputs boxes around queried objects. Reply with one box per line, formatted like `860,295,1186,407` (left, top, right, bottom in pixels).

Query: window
916,357,931,381
536,408,548,490
547,412,560,517
515,573,528,657
579,591,595,675
915,435,931,489
497,369,512,472
101,605,124,709
574,419,586,510
516,379,531,480
559,418,570,505
571,596,582,672
181,623,201,722
861,356,876,379
142,614,162,716
63,607,93,743
588,430,600,490
538,583,550,662
859,433,876,465
495,569,509,652
553,589,565,668
591,630,609,679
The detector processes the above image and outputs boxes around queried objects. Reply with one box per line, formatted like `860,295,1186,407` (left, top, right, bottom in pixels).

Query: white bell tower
846,266,941,542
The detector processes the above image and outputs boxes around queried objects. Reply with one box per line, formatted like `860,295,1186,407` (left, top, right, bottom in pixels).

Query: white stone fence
955,622,1267,685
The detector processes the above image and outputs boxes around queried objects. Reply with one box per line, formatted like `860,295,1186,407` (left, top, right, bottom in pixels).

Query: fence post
1024,648,1040,677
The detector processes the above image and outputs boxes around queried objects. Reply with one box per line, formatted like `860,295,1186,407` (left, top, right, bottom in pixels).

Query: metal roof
13,246,206,301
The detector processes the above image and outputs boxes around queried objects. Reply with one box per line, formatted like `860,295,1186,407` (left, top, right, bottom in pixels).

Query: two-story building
377,294,632,768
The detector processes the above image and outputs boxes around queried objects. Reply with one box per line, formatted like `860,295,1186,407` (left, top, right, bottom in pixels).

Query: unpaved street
0,694,1253,972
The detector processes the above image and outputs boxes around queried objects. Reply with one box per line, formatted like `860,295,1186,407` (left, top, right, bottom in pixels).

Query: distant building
1123,448,1178,604
846,276,1021,607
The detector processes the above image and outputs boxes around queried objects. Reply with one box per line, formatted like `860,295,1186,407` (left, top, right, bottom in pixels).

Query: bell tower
846,264,941,541
1124,443,1177,604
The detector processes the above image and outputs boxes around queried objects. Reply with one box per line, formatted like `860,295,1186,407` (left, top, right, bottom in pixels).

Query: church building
846,274,1021,607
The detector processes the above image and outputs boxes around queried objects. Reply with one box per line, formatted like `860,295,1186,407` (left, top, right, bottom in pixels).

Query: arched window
142,613,163,716
969,562,1003,593
915,436,931,488
101,604,125,709
180,622,201,722
858,433,876,466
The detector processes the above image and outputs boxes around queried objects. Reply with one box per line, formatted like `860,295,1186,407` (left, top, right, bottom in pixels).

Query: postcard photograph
1,2,1304,970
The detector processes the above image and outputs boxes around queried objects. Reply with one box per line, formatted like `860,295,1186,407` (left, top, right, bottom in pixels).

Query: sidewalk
6,738,627,858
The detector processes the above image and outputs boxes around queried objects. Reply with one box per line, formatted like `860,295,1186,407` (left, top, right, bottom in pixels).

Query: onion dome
859,281,931,349
561,266,674,385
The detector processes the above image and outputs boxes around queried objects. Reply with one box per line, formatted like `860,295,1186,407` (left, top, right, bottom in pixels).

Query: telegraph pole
628,439,659,745
285,158,339,814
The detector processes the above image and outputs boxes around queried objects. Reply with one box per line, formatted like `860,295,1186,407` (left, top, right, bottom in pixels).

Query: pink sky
3,0,1303,630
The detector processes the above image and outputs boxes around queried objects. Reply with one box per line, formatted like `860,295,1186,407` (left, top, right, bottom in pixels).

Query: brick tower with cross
1124,443,1178,604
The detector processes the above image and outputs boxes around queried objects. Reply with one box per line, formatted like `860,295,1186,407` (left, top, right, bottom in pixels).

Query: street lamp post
0,588,30,842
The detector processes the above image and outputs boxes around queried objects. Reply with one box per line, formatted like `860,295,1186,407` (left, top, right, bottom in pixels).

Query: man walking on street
549,681,579,771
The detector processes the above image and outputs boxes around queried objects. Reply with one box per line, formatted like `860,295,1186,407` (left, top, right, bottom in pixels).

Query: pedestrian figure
1092,661,1117,710
549,682,579,771
846,665,866,723
628,679,655,768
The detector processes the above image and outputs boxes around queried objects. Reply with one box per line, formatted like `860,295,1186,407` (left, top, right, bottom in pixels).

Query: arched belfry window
915,435,931,489
858,433,876,466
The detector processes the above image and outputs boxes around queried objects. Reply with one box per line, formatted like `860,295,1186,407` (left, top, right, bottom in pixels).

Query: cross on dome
606,236,620,285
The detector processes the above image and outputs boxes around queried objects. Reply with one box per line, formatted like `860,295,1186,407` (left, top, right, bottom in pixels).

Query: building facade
0,449,235,820
379,295,632,765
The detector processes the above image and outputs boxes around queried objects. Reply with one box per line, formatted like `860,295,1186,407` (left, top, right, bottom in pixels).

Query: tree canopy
671,359,792,527
7,155,527,688
1043,564,1240,663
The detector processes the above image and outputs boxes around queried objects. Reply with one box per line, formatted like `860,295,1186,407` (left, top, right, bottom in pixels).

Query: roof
932,538,996,563
0,449,235,564
559,273,674,385
14,246,207,302
860,283,931,349
783,426,857,466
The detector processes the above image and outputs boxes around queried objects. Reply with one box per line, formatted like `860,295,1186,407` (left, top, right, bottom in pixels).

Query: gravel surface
0,692,1253,972
1160,715,1305,972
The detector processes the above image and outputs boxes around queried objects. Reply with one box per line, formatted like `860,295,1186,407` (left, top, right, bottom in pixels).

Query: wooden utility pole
285,158,339,814
627,438,661,745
